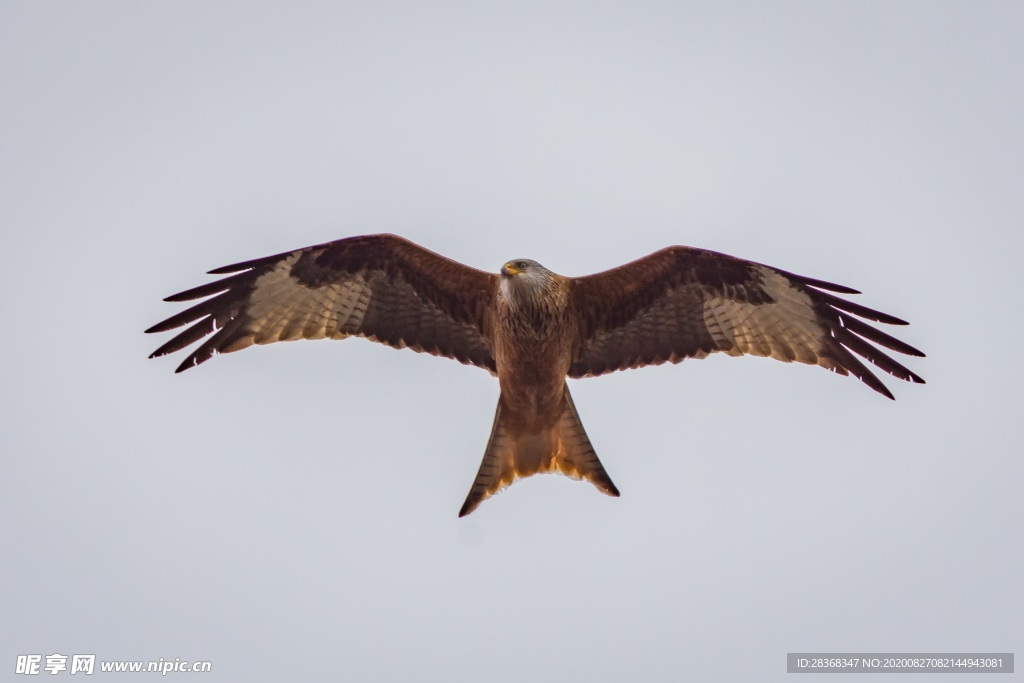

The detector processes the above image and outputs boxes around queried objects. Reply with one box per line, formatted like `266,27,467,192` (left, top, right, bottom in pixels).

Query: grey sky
2,1,1021,680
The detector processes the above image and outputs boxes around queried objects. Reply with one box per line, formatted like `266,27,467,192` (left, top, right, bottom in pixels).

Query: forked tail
458,385,619,516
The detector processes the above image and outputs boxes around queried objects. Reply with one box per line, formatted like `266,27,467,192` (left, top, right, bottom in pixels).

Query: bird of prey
147,233,924,516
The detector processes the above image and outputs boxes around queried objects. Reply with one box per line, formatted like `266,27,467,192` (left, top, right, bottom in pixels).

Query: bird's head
501,259,541,278
499,258,557,306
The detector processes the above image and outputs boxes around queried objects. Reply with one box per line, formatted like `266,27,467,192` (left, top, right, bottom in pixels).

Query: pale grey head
499,258,558,308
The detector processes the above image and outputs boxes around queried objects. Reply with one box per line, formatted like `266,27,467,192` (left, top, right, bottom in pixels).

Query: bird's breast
492,304,576,424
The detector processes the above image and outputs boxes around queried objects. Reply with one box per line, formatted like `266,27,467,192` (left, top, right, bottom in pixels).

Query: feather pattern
149,235,924,515
568,246,925,399
146,234,498,373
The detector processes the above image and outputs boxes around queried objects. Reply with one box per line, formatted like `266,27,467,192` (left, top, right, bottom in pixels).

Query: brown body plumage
147,234,925,516
462,259,617,516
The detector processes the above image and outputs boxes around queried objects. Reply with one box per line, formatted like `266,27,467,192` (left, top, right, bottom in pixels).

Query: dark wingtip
174,359,196,373
775,267,861,294
804,279,861,295
870,381,896,400
819,291,911,326
164,286,219,303
208,252,283,275
869,375,895,400
872,311,909,326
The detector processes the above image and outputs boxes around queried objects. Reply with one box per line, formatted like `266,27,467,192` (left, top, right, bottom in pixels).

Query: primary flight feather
147,233,924,516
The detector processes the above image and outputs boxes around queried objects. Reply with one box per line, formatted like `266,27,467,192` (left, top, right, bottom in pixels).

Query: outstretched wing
568,247,924,398
147,234,498,373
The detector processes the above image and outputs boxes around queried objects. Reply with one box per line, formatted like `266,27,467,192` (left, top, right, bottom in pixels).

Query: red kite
148,234,924,515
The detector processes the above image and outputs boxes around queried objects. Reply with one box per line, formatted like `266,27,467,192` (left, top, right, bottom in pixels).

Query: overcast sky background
2,2,1021,681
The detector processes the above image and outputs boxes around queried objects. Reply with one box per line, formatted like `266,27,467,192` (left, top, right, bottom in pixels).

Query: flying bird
147,234,924,516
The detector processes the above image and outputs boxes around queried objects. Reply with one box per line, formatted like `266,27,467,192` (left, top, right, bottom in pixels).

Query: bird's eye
516,261,528,270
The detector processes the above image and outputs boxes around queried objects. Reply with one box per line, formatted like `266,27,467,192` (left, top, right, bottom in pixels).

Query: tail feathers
458,387,619,517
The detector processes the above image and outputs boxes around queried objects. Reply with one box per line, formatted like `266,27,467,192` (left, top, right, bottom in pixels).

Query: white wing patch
702,267,823,364
235,253,371,347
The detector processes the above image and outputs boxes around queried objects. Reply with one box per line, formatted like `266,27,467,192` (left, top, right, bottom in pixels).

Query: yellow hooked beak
502,262,522,276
